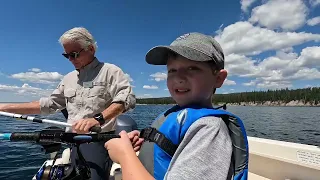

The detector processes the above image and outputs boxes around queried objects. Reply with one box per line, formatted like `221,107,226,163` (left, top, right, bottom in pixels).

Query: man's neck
76,57,96,71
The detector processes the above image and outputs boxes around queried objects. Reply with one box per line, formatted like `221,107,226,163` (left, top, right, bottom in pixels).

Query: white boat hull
32,136,320,180
109,136,320,180
247,136,320,180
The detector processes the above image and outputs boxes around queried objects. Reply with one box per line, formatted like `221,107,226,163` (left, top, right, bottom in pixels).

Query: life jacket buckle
140,127,157,142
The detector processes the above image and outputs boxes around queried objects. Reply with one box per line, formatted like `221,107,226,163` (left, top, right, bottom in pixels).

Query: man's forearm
101,102,125,122
0,101,41,114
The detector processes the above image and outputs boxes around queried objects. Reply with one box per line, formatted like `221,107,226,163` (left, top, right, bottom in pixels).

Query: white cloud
124,73,133,82
309,0,320,7
243,80,256,86
225,54,258,77
224,79,236,85
275,48,298,60
150,72,167,81
288,68,320,80
307,16,320,26
280,47,294,53
143,85,159,89
11,71,63,84
28,68,41,72
261,47,320,81
226,46,320,89
215,21,320,56
256,80,293,89
0,83,53,97
137,94,153,98
215,24,224,35
249,0,308,31
258,56,294,72
241,0,257,12
295,46,320,69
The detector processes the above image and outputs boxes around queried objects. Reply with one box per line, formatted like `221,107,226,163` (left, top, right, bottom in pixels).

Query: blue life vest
139,105,249,180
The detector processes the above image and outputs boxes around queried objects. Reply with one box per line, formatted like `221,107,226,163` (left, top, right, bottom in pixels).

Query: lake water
0,105,319,179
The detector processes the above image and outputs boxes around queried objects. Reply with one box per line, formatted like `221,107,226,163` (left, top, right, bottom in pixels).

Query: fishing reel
35,127,91,180
35,145,91,180
2,125,119,180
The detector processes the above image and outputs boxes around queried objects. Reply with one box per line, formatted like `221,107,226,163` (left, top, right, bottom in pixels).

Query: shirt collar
77,57,100,75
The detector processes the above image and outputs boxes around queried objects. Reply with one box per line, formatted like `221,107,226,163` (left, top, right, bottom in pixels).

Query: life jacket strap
140,127,178,157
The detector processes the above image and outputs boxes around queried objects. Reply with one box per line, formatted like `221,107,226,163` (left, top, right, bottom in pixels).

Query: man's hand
72,118,100,134
128,130,144,152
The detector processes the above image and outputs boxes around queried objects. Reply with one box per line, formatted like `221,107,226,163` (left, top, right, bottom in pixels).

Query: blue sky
0,0,319,102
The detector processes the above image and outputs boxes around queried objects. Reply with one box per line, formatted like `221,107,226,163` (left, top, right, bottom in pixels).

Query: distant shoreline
226,101,320,107
1,101,319,107
137,100,319,107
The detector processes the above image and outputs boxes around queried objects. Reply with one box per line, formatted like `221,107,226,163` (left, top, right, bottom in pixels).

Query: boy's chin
174,99,189,107
175,99,196,107
175,99,213,108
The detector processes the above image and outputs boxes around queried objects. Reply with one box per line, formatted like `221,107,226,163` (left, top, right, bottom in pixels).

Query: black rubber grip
97,134,120,141
10,132,40,141
32,117,43,123
89,126,102,133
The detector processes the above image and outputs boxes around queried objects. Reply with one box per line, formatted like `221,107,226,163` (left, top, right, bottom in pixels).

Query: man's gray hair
59,27,98,51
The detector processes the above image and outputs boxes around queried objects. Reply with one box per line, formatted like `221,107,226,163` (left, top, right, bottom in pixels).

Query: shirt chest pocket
87,82,111,112
64,88,76,103
64,88,78,116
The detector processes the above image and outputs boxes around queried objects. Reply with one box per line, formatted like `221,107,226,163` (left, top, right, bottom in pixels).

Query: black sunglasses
62,49,84,59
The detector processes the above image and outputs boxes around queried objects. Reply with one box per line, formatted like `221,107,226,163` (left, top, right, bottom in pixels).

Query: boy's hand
105,130,135,164
128,130,144,152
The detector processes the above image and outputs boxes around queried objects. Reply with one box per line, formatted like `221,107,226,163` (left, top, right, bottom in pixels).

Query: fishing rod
0,111,120,180
0,128,119,145
0,111,102,133
0,127,120,180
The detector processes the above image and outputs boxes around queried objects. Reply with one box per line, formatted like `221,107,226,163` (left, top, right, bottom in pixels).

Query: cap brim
145,45,212,65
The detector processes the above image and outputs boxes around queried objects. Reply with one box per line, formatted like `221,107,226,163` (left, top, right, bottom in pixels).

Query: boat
109,136,320,180
28,114,320,180
2,110,318,179
246,136,320,179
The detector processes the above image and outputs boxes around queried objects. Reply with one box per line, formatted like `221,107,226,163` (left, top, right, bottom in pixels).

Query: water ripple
0,105,319,179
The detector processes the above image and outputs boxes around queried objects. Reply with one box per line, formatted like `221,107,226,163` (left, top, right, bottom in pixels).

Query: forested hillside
137,87,320,106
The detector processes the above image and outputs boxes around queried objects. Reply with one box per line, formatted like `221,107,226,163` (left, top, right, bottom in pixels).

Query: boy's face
167,55,227,107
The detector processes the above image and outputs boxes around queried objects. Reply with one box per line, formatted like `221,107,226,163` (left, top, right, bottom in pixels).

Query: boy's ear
214,69,228,88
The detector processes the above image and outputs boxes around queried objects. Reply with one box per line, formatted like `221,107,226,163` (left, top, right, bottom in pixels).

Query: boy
105,32,249,180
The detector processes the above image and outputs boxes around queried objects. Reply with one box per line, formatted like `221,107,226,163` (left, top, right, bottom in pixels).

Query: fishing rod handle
72,134,120,143
10,132,40,141
89,126,102,133
97,134,120,141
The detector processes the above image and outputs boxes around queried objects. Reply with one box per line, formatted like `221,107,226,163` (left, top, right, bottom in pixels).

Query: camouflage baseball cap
145,32,224,69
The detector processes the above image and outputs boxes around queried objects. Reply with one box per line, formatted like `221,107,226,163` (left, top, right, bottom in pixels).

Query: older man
0,27,136,180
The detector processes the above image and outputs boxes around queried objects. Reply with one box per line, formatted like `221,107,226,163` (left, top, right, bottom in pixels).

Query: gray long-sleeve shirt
164,116,232,180
39,58,136,132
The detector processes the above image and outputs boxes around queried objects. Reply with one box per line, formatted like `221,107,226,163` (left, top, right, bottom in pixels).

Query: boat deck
110,165,272,179
109,136,320,180
248,173,270,180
